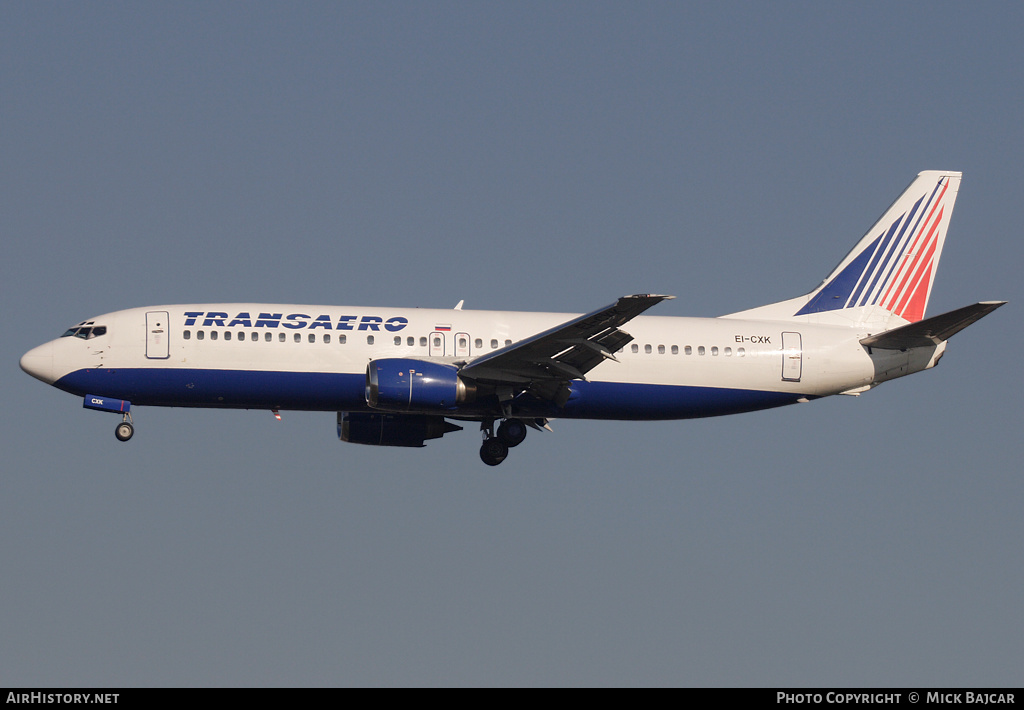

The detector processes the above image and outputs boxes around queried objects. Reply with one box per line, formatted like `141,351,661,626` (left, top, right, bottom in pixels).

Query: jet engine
365,359,476,412
338,412,462,447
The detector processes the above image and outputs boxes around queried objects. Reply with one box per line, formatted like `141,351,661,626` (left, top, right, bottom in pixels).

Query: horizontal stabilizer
860,301,1006,350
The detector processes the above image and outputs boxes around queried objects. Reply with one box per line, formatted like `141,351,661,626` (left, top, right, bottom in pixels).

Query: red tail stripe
880,184,946,309
887,204,943,312
880,180,948,307
894,230,940,319
898,261,934,323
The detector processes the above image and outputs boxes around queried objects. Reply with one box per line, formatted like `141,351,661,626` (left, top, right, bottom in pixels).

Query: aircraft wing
860,301,1006,350
460,294,673,401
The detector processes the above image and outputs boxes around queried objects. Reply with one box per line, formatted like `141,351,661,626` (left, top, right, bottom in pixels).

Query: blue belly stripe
54,368,811,419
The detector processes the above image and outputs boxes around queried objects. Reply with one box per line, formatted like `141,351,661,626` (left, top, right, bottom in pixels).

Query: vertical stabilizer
724,171,962,328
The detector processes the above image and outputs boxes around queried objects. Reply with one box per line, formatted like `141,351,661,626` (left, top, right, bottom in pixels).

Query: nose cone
20,341,57,385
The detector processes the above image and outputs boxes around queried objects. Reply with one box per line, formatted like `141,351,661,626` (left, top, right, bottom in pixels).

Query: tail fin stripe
878,179,949,310
881,196,945,311
893,226,940,317
897,261,934,323
843,221,892,307
794,236,882,314
888,206,944,318
871,181,943,307
850,207,912,307
855,195,924,307
794,180,947,317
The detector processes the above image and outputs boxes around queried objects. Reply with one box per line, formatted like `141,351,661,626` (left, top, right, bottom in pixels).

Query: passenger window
644,344,652,354
183,330,191,340
738,347,746,357
631,344,639,353
504,339,512,347
339,334,346,344
308,334,315,343
394,336,401,346
698,346,705,356
685,346,692,355
433,336,441,348
265,332,272,342
407,337,414,346
367,335,375,345
279,333,285,342
712,346,719,356
324,334,331,343
224,331,231,341
420,337,427,347
725,347,732,356
475,338,482,349
197,331,205,341
671,345,678,355
250,332,258,342
210,331,218,341
294,333,301,343
490,339,498,349
458,337,467,349
658,344,665,354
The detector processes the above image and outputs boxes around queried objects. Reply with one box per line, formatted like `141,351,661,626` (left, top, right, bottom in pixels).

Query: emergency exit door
429,331,446,357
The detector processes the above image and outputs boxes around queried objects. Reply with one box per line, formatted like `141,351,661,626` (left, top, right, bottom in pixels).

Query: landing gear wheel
115,422,134,442
480,437,509,466
497,419,527,447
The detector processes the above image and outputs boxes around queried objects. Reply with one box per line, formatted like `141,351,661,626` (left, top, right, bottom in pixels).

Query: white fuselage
21,303,940,421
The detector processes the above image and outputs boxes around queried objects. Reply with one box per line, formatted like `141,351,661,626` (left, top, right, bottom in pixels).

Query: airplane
20,171,1005,465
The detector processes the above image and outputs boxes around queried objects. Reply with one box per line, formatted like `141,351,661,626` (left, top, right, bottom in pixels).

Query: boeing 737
20,171,1005,465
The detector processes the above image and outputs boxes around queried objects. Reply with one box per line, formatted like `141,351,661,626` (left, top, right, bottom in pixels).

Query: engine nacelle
338,412,462,448
366,358,476,412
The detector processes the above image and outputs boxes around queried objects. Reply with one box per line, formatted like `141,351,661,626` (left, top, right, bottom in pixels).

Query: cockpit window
60,325,107,339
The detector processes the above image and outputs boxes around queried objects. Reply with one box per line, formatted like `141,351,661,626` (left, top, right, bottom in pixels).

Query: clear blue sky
2,2,1021,686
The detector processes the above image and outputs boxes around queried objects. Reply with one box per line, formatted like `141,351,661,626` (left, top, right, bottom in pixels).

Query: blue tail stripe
848,212,905,308
855,195,924,307
794,235,882,315
869,181,944,304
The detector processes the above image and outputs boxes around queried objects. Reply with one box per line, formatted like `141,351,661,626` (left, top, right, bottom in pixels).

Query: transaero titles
182,311,409,332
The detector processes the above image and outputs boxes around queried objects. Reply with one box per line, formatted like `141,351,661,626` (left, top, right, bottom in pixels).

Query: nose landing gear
115,420,134,442
83,395,135,442
115,412,134,441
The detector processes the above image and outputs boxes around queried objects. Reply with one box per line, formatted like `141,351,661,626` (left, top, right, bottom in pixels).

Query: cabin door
146,311,170,359
781,331,802,382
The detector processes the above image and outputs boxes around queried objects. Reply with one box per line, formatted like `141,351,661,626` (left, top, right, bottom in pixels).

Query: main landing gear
479,418,529,466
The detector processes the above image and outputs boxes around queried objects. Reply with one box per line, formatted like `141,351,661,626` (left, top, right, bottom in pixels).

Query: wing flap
860,301,1006,350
